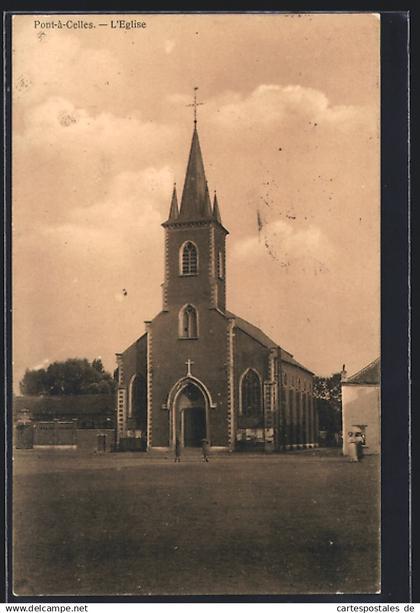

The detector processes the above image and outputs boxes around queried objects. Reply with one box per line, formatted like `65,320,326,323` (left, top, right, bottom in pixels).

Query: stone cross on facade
185,359,194,377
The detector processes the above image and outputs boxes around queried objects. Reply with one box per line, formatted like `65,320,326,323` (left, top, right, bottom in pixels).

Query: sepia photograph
11,12,381,597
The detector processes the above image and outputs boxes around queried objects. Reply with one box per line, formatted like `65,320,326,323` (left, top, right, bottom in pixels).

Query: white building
341,358,381,456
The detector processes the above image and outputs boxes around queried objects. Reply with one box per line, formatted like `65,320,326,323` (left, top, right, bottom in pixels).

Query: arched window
179,304,198,338
240,369,262,416
218,250,224,279
180,241,198,275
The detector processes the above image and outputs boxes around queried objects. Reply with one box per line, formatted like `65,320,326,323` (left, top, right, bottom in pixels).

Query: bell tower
161,123,229,314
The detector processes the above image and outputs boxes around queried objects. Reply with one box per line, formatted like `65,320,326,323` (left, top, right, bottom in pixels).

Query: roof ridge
347,357,380,382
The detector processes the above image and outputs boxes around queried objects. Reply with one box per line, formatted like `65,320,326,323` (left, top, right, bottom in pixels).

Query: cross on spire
185,358,194,376
186,86,204,125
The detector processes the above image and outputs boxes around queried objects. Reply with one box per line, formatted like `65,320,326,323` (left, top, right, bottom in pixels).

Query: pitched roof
226,310,276,348
345,357,380,384
120,333,147,356
225,310,313,374
280,349,313,372
178,127,212,222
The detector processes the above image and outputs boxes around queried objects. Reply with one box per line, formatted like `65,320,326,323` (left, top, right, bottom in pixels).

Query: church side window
218,250,224,279
241,369,262,417
179,304,198,338
181,241,198,275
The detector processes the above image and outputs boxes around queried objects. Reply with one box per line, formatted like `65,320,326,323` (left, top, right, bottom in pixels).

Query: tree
313,372,342,445
92,358,105,373
19,368,49,396
19,358,116,396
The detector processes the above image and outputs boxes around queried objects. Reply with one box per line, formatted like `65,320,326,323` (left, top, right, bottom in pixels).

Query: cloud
209,84,375,132
13,96,178,237
13,21,123,110
233,218,333,271
40,166,172,260
16,96,175,159
11,13,379,386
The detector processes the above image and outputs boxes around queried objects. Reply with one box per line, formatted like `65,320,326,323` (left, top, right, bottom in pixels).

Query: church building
115,120,318,452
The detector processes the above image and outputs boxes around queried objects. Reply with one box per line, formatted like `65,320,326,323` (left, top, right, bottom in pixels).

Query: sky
12,13,380,391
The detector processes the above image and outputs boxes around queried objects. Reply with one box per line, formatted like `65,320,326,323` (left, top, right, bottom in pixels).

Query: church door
183,407,206,447
176,383,207,447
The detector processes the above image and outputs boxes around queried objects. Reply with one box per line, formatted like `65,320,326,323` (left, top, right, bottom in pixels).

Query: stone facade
116,125,317,452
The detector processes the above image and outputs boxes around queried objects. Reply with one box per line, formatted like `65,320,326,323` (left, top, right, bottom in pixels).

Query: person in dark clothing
174,437,181,462
201,438,209,462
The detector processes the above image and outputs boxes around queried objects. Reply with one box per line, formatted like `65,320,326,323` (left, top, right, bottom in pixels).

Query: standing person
201,438,209,462
174,437,181,462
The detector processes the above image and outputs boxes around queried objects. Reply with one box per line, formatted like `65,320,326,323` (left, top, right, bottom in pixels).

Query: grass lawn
12,449,380,596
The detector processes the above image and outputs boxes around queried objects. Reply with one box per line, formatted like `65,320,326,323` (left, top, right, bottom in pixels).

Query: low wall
15,423,115,452
76,429,115,452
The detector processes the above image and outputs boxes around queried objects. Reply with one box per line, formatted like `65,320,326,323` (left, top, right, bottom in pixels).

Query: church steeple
167,183,179,222
178,126,212,222
161,115,228,313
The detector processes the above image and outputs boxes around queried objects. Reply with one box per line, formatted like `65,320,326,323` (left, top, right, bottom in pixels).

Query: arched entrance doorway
177,383,207,447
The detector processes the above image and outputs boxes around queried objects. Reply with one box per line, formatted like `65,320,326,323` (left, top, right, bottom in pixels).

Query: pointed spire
178,126,212,222
212,190,222,224
167,183,179,221
204,180,212,215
